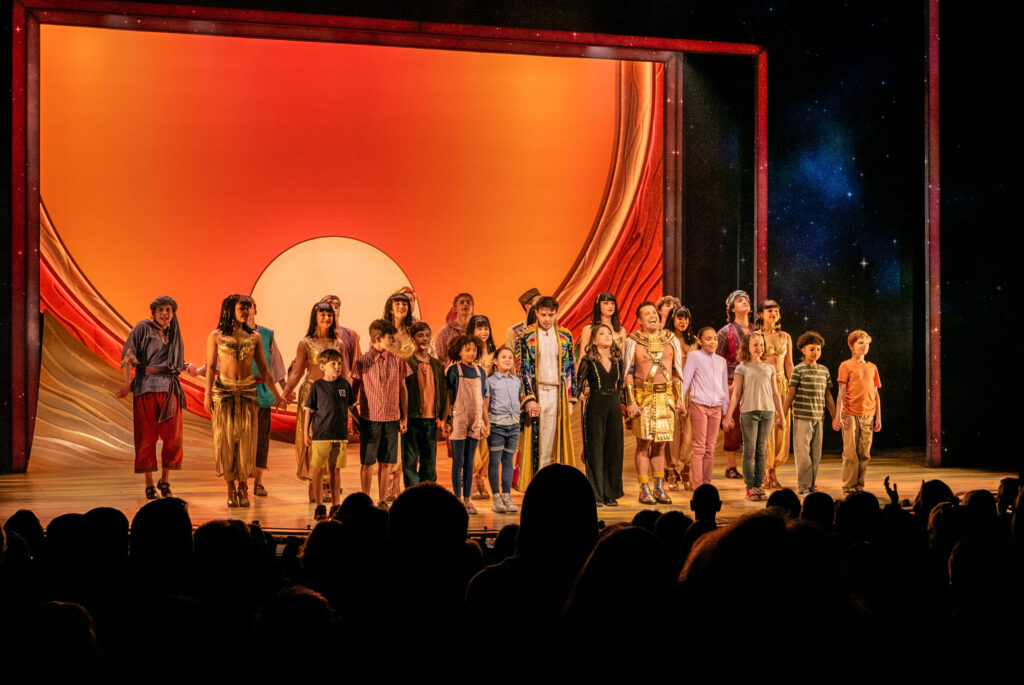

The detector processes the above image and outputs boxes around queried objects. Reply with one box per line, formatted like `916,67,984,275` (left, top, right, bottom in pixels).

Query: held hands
400,418,408,434
304,431,312,447
832,415,844,432
626,404,641,419
722,416,734,431
184,362,199,377
525,400,541,418
115,382,132,399
774,414,787,430
439,421,451,439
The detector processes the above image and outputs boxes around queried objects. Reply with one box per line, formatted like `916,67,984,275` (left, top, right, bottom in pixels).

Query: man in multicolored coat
515,296,577,490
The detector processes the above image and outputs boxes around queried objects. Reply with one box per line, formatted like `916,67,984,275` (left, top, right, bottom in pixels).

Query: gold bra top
305,336,342,365
765,339,788,360
217,336,255,361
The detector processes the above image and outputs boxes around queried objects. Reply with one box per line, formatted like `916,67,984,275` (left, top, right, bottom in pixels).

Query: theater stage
1,442,1011,534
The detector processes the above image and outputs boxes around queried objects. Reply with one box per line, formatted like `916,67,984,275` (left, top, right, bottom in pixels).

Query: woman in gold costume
381,289,418,501
282,301,349,502
204,295,284,507
757,299,794,489
577,292,628,359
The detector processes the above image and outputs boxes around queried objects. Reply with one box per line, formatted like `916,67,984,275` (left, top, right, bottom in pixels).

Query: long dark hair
671,306,697,346
590,292,622,332
583,323,622,365
217,294,253,336
468,315,496,354
305,302,337,339
383,292,418,333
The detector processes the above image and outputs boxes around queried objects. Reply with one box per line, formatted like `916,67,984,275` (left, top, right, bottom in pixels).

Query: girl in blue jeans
484,346,521,513
722,331,787,501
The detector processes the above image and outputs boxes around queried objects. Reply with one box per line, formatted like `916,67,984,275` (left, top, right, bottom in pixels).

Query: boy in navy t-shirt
304,347,352,520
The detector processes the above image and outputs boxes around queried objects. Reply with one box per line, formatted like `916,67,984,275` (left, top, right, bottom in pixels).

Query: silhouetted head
800,491,836,530
766,488,801,520
691,484,723,522
517,465,598,571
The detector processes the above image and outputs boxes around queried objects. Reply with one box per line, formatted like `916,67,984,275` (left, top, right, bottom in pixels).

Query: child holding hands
303,348,352,520
722,331,787,502
782,331,836,495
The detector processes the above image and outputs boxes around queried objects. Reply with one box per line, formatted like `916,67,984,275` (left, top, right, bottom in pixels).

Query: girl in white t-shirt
722,331,787,501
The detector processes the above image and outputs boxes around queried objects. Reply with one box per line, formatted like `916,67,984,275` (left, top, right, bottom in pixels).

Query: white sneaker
491,495,508,513
503,492,518,513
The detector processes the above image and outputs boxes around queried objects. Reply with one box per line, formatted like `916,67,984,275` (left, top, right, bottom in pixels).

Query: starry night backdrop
2,0,1016,471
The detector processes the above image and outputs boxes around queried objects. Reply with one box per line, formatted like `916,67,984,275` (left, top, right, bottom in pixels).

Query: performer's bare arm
203,331,219,415
281,339,309,402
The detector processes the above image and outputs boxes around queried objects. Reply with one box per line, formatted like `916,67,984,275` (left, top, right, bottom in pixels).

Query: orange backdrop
40,24,621,358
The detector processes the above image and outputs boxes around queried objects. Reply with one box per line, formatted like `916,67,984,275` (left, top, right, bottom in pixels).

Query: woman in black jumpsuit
577,323,625,506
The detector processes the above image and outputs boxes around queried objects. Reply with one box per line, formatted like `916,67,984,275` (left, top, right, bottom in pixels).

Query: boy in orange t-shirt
832,330,881,494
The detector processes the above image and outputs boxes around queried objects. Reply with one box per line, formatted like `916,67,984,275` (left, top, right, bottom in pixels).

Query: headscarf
725,290,752,323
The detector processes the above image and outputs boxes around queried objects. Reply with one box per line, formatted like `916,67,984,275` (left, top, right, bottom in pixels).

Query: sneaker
313,504,328,521
503,493,518,513
604,498,619,507
465,500,478,515
753,486,767,501
745,489,758,501
492,496,508,514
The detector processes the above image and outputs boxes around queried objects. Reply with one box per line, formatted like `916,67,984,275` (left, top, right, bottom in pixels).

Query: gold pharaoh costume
622,330,685,442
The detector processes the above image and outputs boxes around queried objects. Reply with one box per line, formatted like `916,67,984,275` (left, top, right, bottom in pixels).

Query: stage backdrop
37,24,664,431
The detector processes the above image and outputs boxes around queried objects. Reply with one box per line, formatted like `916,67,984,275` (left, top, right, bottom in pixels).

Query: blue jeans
487,423,520,494
740,410,774,489
451,437,478,498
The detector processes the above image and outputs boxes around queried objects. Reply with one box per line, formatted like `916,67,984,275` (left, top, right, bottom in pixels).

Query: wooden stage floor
1,440,1014,532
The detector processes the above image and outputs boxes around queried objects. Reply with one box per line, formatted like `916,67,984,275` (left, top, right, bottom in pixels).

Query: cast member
655,295,682,330
833,330,882,495
319,294,361,372
504,287,542,352
303,347,352,521
577,324,625,506
757,299,794,489
434,292,475,365
516,296,577,490
204,295,284,507
679,327,731,488
668,305,698,490
716,290,754,478
446,334,489,513
117,296,197,499
403,322,450,486
242,296,286,497
623,302,685,505
782,331,836,495
577,291,628,356
484,346,522,513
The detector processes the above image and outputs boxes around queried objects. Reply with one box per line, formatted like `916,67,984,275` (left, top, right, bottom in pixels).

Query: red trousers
133,392,183,473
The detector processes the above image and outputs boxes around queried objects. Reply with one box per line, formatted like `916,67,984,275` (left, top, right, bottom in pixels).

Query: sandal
156,481,173,498
724,467,742,479
237,485,251,508
253,483,268,497
145,485,159,500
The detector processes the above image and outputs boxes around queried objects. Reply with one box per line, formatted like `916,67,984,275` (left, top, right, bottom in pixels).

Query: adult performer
204,294,284,507
117,296,198,500
717,290,754,479
434,292,475,365
757,299,794,489
383,290,418,358
623,302,686,505
576,292,628,357
504,287,542,352
242,296,287,497
516,296,577,491
320,294,360,373
282,301,347,501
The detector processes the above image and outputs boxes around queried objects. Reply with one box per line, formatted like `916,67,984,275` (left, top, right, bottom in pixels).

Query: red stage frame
9,0,770,472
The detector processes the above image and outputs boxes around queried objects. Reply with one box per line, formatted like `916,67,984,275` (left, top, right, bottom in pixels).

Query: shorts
311,440,347,470
359,420,400,466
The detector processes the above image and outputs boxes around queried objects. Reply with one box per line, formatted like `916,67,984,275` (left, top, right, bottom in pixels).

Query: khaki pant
841,413,874,492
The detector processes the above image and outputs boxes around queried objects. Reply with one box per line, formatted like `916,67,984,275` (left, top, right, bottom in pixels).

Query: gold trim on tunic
632,380,676,443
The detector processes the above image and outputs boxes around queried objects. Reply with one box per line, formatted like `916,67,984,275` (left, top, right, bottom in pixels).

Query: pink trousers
689,402,722,487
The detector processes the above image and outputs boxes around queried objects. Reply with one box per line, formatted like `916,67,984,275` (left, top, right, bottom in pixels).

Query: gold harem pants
211,376,259,480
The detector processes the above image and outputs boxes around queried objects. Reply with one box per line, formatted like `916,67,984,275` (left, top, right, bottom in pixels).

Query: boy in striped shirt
782,331,837,495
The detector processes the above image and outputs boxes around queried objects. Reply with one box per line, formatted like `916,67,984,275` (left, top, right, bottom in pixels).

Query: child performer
757,300,794,490
303,348,352,521
516,296,578,490
281,302,346,503
204,295,284,508
403,322,450,486
469,315,497,499
577,324,625,507
446,334,488,514
717,290,754,479
721,331,787,502
668,306,698,490
577,292,628,355
350,319,411,508
679,327,731,488
485,346,522,513
782,332,836,495
242,296,286,497
624,302,686,505
833,330,882,495
117,295,198,499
